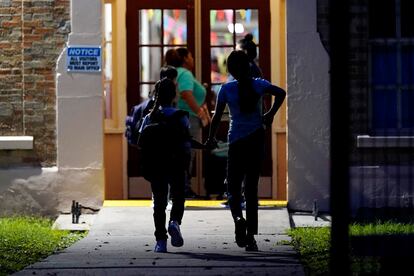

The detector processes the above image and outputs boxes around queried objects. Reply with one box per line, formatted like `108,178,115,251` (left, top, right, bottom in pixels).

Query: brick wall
0,0,70,167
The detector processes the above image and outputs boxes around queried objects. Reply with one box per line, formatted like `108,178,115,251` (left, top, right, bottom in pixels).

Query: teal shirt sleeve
177,70,194,92
176,68,207,116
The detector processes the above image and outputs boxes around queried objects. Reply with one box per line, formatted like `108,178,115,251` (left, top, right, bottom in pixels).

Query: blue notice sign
67,46,102,72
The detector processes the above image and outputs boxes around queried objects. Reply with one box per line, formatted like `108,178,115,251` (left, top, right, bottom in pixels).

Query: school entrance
103,0,286,200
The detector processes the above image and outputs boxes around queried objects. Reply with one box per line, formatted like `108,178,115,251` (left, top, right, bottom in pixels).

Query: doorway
126,0,273,198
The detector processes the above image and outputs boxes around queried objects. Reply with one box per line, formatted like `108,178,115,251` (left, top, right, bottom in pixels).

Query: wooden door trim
126,0,196,183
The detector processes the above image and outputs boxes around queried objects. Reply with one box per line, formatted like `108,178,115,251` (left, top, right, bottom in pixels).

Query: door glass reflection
140,84,154,100
211,47,233,92
210,9,234,46
139,9,162,44
235,9,259,43
163,10,187,45
139,46,162,83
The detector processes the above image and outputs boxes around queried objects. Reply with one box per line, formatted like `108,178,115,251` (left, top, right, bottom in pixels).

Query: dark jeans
185,116,202,194
227,128,264,235
151,168,186,241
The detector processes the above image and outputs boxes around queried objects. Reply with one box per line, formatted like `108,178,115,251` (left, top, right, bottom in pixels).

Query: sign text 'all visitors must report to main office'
66,46,102,73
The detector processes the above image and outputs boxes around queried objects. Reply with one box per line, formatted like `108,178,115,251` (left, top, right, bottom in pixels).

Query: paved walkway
15,206,306,276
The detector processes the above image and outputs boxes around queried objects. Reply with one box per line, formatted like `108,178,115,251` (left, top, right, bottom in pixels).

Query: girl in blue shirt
206,50,286,251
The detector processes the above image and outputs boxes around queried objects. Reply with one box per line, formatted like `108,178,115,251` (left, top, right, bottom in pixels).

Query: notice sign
66,46,101,72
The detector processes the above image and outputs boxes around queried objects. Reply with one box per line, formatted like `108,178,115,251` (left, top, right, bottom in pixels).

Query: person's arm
205,92,226,148
262,85,286,127
180,90,200,114
181,91,210,127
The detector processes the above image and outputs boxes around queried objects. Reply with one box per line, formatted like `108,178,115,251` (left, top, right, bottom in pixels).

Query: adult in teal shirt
165,48,210,198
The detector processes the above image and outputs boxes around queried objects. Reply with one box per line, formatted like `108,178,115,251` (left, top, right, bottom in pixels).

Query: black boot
245,234,258,251
234,217,246,247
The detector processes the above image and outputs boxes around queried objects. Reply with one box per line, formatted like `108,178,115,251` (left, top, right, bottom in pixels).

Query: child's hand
204,137,218,150
198,104,211,127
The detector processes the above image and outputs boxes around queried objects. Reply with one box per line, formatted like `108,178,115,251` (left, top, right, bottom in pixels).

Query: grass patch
350,221,414,236
288,227,330,275
288,222,414,275
0,216,87,276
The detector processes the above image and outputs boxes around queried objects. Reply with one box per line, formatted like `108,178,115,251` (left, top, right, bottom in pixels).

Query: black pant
227,128,264,235
151,167,186,241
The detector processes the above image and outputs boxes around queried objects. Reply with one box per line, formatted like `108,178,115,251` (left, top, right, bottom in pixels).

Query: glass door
126,0,272,198
201,0,272,198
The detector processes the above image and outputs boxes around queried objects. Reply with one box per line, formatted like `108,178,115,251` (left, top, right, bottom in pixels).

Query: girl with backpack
138,78,192,253
205,50,286,251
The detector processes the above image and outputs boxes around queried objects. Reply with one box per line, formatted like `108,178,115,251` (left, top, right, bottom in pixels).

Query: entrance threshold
104,200,287,208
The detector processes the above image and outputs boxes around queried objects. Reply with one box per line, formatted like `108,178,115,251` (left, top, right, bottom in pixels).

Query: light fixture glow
227,23,244,34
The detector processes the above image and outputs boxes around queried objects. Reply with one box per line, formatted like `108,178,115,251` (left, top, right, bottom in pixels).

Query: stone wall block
0,103,13,116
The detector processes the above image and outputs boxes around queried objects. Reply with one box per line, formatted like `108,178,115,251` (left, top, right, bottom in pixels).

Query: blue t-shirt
139,107,191,151
217,78,272,144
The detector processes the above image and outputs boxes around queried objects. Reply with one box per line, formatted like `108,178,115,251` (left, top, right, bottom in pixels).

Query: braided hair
148,78,177,120
227,50,260,113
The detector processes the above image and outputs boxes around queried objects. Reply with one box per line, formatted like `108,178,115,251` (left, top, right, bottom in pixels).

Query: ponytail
227,50,260,113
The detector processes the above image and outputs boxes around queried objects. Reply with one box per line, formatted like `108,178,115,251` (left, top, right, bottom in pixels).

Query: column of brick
0,0,23,136
22,0,70,166
0,0,70,167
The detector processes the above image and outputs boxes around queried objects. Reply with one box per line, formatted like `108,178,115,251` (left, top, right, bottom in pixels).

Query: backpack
137,110,190,181
125,99,154,146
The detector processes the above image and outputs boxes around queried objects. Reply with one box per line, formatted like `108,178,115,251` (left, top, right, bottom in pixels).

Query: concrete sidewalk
15,207,306,275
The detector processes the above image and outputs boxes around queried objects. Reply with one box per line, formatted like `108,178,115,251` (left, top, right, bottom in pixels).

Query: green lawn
0,216,87,276
288,222,414,275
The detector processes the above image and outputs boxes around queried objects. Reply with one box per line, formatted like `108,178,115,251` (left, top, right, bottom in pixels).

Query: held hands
204,137,218,150
197,103,211,127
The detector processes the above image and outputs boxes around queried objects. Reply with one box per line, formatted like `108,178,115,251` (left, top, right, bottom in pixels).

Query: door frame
123,0,285,199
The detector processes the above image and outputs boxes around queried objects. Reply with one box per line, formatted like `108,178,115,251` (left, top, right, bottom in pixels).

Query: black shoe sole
245,244,258,251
